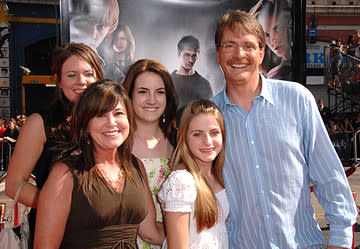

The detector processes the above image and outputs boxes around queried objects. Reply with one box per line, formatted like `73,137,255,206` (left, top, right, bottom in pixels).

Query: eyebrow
191,129,203,133
136,87,165,91
64,69,93,74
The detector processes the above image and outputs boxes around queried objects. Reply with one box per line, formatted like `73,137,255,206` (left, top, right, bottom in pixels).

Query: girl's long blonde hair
172,99,226,232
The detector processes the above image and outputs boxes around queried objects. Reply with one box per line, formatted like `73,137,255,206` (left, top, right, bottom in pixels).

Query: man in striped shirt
211,9,357,249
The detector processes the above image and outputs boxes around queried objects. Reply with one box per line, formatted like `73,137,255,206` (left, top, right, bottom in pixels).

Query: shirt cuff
328,224,354,248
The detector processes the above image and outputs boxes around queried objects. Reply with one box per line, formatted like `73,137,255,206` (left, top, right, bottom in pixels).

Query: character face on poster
65,0,295,100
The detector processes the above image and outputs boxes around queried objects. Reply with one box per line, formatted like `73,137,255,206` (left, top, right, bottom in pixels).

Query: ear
53,74,59,84
177,51,181,58
259,46,265,64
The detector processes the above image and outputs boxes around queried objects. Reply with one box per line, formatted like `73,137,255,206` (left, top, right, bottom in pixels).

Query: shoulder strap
131,155,145,184
12,181,26,206
131,155,140,172
40,111,50,140
5,181,27,220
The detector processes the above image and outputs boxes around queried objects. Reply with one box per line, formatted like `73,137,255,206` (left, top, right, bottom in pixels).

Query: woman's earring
162,114,166,124
87,133,91,145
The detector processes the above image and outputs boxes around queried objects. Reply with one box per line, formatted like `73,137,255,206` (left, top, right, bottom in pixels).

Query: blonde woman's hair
172,99,226,232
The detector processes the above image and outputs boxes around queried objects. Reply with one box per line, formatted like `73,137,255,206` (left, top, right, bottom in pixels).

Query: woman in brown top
34,80,164,249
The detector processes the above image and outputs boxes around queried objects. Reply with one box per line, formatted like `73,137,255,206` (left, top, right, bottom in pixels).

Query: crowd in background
0,114,27,170
318,98,360,164
329,29,360,88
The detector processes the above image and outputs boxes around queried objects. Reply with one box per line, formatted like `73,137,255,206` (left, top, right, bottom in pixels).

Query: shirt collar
258,74,274,105
219,73,275,111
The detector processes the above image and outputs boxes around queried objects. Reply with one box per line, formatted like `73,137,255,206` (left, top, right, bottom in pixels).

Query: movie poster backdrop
61,0,295,96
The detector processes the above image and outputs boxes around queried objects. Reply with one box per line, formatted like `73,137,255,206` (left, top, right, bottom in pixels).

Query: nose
91,26,98,39
269,31,278,45
147,92,156,104
78,74,88,85
203,133,212,145
107,114,116,125
234,46,246,58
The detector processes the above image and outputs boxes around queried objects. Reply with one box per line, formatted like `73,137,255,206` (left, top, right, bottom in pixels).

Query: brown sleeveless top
61,158,148,249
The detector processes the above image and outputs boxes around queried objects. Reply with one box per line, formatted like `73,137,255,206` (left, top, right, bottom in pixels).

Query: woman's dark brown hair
68,80,139,192
123,59,178,146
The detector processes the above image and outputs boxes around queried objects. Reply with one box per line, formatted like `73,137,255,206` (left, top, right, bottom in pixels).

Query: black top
29,107,70,242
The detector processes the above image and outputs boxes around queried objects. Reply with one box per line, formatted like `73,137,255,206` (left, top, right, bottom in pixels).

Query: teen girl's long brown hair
172,99,226,232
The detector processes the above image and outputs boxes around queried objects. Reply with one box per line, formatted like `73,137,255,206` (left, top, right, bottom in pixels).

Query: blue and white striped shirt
211,75,357,249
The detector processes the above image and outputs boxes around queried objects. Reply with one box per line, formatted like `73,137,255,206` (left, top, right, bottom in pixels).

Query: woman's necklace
98,166,126,193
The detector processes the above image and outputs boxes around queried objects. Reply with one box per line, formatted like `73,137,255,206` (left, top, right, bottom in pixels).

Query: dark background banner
61,0,304,94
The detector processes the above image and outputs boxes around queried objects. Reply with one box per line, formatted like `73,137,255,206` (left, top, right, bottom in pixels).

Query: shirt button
251,140,254,144
261,189,264,193
256,165,259,168
266,214,270,218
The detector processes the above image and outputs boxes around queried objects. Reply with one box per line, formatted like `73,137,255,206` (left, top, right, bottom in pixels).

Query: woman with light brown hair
158,99,229,249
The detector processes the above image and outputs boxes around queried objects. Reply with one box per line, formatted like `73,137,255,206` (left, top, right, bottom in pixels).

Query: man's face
178,49,199,71
216,27,264,87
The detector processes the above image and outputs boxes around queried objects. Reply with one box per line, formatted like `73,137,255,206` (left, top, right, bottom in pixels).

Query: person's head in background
1,68,8,77
16,114,26,129
176,35,200,75
250,0,292,61
355,29,360,39
109,24,135,64
5,118,17,131
69,0,119,51
0,118,5,128
318,99,324,108
70,80,134,170
123,59,178,146
51,42,104,114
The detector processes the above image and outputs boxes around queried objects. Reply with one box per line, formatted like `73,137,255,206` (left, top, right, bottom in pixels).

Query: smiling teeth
104,131,119,136
74,89,86,94
200,148,215,152
231,64,246,68
144,108,157,111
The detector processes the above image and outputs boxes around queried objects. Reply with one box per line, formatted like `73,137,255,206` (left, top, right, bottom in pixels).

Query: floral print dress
137,158,171,249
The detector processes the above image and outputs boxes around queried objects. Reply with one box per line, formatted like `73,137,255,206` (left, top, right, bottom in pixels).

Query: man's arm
303,91,357,248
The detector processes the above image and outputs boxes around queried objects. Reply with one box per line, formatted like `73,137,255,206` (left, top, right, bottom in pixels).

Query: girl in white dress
158,99,229,249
